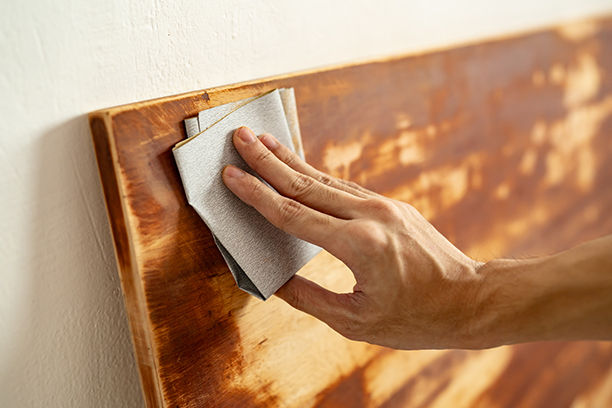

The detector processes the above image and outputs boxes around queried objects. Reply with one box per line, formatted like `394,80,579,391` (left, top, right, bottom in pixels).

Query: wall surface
1,1,611,407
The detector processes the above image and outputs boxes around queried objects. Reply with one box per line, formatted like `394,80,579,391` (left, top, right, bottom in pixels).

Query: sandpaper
173,89,321,299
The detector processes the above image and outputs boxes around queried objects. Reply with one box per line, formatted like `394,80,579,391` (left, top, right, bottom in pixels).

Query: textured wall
1,1,611,406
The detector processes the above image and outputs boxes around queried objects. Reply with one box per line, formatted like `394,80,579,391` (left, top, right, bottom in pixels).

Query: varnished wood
90,17,612,408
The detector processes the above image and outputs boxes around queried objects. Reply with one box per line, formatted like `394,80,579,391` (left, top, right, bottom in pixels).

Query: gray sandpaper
173,89,321,299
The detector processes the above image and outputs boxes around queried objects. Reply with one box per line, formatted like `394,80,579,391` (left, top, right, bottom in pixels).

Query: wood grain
90,16,612,408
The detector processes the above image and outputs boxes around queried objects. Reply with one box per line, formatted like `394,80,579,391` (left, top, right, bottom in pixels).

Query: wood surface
90,16,612,408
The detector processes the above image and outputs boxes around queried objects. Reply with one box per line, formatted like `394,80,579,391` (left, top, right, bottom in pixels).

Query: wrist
465,256,553,348
468,239,612,347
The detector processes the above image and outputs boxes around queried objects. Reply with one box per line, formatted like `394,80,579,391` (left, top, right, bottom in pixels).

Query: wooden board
90,16,612,408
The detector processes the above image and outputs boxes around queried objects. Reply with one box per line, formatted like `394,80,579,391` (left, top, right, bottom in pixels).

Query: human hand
222,126,485,350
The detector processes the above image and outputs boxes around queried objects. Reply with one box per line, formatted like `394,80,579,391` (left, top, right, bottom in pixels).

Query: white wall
1,1,610,406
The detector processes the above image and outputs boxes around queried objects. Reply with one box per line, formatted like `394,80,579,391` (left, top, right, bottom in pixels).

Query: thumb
275,275,357,328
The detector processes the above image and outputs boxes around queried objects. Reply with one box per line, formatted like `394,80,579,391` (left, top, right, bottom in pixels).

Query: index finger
222,164,351,260
258,132,381,199
232,127,365,219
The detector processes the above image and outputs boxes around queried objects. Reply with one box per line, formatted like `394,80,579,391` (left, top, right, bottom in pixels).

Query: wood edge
88,111,165,408
88,13,611,118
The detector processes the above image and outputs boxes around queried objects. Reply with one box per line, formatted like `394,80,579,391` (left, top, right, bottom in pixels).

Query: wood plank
90,16,612,408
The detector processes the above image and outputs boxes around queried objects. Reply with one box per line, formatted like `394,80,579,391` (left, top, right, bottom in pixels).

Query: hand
221,126,485,350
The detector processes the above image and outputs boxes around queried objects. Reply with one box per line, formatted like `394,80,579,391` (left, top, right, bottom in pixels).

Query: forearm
471,235,612,348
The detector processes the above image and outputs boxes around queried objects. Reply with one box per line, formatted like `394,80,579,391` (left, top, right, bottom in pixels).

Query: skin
221,126,612,350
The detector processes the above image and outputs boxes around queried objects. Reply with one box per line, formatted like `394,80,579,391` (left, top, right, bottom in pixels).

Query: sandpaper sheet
173,89,321,299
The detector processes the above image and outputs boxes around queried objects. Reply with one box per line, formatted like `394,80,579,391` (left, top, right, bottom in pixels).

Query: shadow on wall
0,116,143,406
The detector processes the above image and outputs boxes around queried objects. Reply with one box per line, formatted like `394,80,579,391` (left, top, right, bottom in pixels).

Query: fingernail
260,134,278,149
224,165,245,178
236,126,255,144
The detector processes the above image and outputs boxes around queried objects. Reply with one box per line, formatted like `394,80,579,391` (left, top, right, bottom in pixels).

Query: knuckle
316,173,335,187
364,198,403,222
345,180,362,190
282,151,298,167
343,180,377,197
367,225,391,248
350,220,391,257
248,179,266,201
255,148,273,163
277,199,303,228
343,180,367,192
288,173,315,198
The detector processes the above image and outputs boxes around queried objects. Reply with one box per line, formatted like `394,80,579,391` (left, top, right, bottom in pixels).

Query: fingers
222,164,349,258
275,275,361,336
336,178,384,199
258,132,378,199
232,127,365,219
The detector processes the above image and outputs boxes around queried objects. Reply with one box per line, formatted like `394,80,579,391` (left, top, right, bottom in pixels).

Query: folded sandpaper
173,89,321,299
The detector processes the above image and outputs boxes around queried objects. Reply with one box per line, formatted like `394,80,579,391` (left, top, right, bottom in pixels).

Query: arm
222,126,612,350
474,235,612,347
